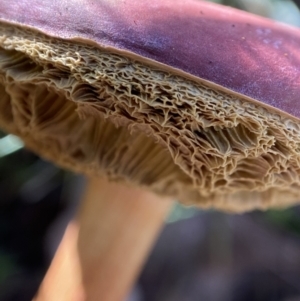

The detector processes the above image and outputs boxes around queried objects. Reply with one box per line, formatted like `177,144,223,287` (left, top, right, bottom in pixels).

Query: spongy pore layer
1,24,300,212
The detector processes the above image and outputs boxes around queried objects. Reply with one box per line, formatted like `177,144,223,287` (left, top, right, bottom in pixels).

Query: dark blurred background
1,1,300,300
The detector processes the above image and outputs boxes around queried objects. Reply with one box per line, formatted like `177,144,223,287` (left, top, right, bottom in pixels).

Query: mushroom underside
1,24,300,212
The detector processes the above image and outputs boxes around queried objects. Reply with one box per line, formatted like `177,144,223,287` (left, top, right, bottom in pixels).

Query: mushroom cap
1,0,300,211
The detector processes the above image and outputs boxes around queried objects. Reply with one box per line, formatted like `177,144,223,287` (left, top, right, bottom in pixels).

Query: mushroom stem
34,177,173,301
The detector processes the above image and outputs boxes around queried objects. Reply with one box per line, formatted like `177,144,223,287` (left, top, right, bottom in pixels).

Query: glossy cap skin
1,0,300,118
1,0,300,212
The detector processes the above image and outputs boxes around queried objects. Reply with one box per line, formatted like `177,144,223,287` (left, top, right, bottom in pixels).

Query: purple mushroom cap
1,0,300,117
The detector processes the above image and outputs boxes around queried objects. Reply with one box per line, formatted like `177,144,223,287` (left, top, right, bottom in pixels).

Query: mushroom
1,0,300,300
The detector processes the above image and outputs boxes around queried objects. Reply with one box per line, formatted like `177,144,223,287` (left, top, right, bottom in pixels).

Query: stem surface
34,177,173,301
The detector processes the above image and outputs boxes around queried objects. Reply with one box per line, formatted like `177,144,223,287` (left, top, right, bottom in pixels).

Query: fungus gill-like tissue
1,24,300,212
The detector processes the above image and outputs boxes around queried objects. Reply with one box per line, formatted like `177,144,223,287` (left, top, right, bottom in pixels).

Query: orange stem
34,177,173,301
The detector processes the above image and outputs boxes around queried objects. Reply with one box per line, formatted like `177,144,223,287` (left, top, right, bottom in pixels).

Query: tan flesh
1,24,300,211
34,177,173,301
